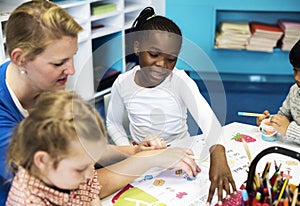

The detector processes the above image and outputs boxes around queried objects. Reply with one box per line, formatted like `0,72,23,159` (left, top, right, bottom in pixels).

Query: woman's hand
206,144,237,205
270,114,290,136
169,148,201,178
138,147,201,178
256,110,271,126
135,134,167,153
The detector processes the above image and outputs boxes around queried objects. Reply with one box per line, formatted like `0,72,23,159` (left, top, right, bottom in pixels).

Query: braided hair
132,7,181,36
131,7,182,47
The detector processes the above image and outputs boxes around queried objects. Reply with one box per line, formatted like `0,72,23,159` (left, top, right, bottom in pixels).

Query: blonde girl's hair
5,0,83,61
7,91,107,174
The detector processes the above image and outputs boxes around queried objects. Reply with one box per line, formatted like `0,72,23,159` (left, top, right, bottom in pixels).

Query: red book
250,21,283,33
250,22,283,40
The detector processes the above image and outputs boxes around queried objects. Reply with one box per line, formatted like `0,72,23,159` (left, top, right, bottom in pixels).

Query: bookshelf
0,0,165,100
166,0,300,81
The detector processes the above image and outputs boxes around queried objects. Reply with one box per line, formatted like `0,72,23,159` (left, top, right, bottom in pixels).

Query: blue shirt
0,61,24,205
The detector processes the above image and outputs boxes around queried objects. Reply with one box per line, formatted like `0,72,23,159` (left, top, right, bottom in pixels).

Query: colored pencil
274,177,289,206
238,112,265,117
242,137,252,162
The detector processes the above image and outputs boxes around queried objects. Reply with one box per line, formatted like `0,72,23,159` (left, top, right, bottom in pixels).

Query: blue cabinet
166,0,300,82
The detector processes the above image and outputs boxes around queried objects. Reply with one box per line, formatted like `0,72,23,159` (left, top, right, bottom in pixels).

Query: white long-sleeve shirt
106,66,223,154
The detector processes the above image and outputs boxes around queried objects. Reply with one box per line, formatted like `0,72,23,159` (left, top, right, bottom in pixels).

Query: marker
238,112,265,117
242,189,250,206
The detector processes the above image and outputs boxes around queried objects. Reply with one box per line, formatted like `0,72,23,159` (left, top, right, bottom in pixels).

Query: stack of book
247,22,283,52
278,19,300,51
215,21,251,50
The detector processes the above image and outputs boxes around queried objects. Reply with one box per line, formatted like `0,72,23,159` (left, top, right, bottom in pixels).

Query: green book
91,3,116,15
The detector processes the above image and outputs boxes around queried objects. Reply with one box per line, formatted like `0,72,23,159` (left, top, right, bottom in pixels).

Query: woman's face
135,31,181,88
23,36,78,92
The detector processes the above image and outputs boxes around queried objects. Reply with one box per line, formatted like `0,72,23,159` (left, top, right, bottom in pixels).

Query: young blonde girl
6,91,106,205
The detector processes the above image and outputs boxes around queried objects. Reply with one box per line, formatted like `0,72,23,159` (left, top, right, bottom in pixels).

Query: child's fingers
263,110,270,116
256,110,270,125
143,134,167,149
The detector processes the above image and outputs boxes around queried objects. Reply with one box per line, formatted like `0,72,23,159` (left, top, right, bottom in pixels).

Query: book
278,19,300,32
250,21,283,39
215,21,250,50
246,44,274,53
219,21,251,35
247,22,283,52
91,3,116,15
278,19,300,51
248,36,278,47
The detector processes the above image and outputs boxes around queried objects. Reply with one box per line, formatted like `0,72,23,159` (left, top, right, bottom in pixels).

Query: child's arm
207,144,237,204
284,121,300,144
271,114,300,144
271,84,300,142
270,114,290,136
177,72,236,203
106,83,131,146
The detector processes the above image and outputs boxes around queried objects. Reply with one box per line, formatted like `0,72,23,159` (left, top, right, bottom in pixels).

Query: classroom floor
95,78,293,136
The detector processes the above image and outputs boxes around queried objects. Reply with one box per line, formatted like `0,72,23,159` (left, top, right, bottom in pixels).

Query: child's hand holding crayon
256,110,271,126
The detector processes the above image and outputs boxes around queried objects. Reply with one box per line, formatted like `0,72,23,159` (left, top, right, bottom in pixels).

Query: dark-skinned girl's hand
206,144,237,205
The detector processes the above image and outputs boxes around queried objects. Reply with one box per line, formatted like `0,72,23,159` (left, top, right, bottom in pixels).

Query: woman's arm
97,136,168,167
97,147,200,198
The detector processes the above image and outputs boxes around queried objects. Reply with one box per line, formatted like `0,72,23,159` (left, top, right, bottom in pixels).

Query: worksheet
110,123,300,206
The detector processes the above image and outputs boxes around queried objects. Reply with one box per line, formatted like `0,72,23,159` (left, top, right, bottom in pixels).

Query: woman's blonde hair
7,91,107,173
5,0,83,61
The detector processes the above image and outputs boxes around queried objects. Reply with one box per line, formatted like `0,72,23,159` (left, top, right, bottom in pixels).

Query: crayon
238,112,265,117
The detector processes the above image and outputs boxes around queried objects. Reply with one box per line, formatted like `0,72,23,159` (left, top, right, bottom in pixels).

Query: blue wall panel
166,0,300,79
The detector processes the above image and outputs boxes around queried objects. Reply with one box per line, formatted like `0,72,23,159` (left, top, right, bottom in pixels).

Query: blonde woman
0,1,199,204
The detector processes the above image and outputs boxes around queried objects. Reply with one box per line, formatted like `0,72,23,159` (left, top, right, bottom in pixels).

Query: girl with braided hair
107,7,237,204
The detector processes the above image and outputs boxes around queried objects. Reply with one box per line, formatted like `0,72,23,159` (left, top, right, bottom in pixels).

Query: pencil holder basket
245,146,300,205
216,146,300,206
